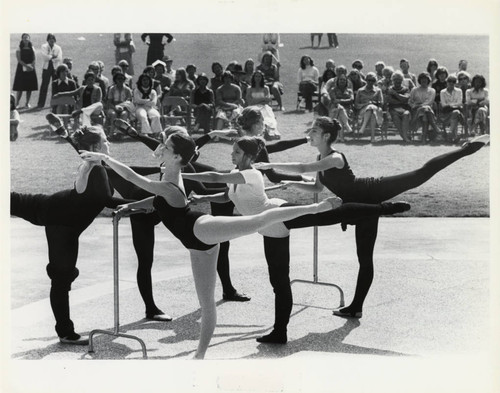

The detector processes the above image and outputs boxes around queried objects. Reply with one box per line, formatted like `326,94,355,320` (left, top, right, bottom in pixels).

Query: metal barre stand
290,193,345,309
88,209,148,359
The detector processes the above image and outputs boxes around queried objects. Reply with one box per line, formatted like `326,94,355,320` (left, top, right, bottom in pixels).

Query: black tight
339,144,480,312
263,236,291,334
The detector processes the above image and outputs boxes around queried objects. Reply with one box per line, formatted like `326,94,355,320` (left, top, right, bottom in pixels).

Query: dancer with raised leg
255,116,490,318
184,136,410,344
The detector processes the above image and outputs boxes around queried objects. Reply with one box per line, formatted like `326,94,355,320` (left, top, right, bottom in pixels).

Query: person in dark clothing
254,117,490,319
141,33,174,65
11,120,127,345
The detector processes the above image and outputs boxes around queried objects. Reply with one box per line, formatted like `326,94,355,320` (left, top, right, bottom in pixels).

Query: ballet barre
290,193,345,309
88,208,148,359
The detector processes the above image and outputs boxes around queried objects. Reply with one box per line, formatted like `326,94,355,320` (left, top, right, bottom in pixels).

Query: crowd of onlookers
11,33,489,144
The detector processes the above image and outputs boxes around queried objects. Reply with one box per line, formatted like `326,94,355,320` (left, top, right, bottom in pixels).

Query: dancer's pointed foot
333,307,362,319
113,119,139,137
46,113,68,138
462,134,490,154
380,201,411,215
146,312,173,322
318,196,343,212
256,330,287,344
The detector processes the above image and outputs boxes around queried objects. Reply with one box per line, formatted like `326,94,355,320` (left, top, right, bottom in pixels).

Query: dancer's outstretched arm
254,154,344,174
79,151,183,202
182,171,246,185
189,192,229,205
280,177,324,193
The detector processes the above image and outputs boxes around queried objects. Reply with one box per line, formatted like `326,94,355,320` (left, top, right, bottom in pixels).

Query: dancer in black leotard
11,124,127,345
80,128,408,358
255,116,490,318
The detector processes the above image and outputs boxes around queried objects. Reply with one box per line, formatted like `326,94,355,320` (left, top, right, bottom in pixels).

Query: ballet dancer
183,136,410,344
254,116,490,318
11,123,127,345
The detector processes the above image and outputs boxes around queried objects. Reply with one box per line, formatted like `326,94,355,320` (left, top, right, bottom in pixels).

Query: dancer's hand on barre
301,175,315,182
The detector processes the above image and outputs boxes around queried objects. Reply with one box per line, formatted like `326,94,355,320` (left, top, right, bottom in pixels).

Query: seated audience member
408,72,440,143
186,64,198,84
320,59,336,90
317,67,336,116
351,59,366,80
52,64,77,115
466,74,489,134
241,59,255,89
10,94,20,141
374,61,385,81
169,68,195,99
143,66,162,97
439,75,463,142
322,73,353,142
190,73,214,133
106,72,133,136
297,55,320,112
348,69,366,96
387,71,411,142
215,71,243,129
426,59,439,82
431,66,448,108
133,74,162,135
377,66,394,107
53,72,103,127
320,65,353,99
454,59,468,76
87,62,107,98
118,59,133,86
399,58,417,86
162,55,176,81
97,61,110,91
231,63,246,89
152,60,172,96
457,71,471,103
355,72,383,142
257,51,284,111
210,62,224,92
245,70,280,139
63,58,79,87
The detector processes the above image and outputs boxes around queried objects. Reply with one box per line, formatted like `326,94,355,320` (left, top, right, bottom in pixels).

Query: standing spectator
310,33,323,48
439,75,463,142
133,74,162,135
190,73,214,133
141,33,174,65
409,72,441,143
399,58,417,86
466,74,489,135
454,59,468,76
327,33,339,48
261,33,281,61
118,60,133,87
186,64,198,84
257,51,284,111
13,33,38,108
352,59,366,80
431,66,448,107
215,71,243,129
51,64,77,116
37,33,62,108
355,72,383,142
210,62,224,93
10,94,20,141
113,33,135,75
297,55,320,112
387,71,411,142
374,61,385,81
63,58,79,87
426,59,439,82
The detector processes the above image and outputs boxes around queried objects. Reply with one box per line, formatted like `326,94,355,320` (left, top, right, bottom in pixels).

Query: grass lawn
9,33,489,217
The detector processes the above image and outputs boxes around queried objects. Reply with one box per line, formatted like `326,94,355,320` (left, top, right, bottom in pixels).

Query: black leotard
153,185,215,251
